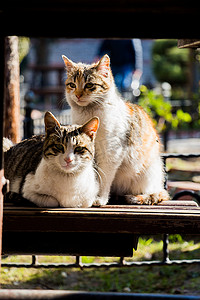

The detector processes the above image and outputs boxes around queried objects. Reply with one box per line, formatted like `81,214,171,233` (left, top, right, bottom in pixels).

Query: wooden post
4,36,20,143
0,37,5,277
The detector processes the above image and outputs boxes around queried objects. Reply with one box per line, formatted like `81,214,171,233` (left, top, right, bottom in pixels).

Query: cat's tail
3,137,13,152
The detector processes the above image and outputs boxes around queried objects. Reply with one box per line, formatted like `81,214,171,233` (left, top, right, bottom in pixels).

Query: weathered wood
178,39,200,49
0,0,200,38
0,170,3,273
3,200,200,236
4,36,20,143
2,199,200,256
0,36,5,275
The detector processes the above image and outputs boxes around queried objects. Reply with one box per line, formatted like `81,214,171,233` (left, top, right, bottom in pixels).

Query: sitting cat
4,112,99,208
62,54,169,205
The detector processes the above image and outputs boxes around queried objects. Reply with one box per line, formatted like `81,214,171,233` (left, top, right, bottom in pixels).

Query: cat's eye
74,146,84,153
55,144,64,151
68,82,76,88
85,83,94,89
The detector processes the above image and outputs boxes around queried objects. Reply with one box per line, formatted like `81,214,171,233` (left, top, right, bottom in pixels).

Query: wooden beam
0,0,200,38
178,39,200,49
0,37,5,276
4,36,20,143
3,201,200,236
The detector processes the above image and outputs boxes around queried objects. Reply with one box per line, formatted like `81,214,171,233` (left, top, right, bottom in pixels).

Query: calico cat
4,112,99,207
62,54,169,205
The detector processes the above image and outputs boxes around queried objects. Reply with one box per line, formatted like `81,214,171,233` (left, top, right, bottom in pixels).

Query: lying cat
62,54,169,205
4,112,99,207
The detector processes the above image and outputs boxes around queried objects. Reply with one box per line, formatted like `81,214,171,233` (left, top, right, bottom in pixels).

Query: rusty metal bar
173,190,200,206
162,234,170,264
2,257,200,269
162,153,200,159
162,153,200,199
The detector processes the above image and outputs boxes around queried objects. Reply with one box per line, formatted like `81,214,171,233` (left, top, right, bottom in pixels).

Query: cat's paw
93,196,109,207
46,197,60,207
125,190,170,205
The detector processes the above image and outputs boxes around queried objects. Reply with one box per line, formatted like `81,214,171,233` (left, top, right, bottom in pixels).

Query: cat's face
43,112,99,174
62,54,113,107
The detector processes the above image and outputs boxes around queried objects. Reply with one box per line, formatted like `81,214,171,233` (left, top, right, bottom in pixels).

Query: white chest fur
22,158,98,208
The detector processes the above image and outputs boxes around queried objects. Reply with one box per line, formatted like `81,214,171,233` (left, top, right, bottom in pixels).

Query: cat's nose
64,156,73,164
76,94,82,99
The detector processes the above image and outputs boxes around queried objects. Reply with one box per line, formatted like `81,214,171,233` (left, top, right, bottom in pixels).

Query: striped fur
4,112,99,207
63,54,169,205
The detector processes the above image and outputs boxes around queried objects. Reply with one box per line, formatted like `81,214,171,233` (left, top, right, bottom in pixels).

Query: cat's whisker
93,98,103,107
93,167,103,185
58,97,68,109
95,165,106,181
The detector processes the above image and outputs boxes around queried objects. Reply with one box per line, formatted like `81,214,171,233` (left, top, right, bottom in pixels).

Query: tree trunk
4,36,20,143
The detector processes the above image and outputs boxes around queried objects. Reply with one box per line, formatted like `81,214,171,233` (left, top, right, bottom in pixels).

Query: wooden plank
0,36,5,275
1,0,200,15
3,204,200,235
178,39,200,49
3,205,200,214
3,199,200,218
4,36,20,143
0,170,3,273
4,205,200,212
3,214,200,235
3,199,199,208
0,0,200,38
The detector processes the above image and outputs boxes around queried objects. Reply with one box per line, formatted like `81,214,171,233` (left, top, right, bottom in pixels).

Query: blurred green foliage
138,85,192,132
152,39,189,86
18,37,30,64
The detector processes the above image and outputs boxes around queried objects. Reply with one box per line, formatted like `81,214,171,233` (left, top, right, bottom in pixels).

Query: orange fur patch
125,102,134,115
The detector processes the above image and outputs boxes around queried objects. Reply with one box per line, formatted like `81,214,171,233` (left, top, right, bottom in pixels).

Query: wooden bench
2,198,200,258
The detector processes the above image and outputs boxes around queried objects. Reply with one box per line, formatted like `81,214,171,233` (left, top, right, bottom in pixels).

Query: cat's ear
44,111,61,135
62,55,75,72
96,54,110,78
81,117,99,140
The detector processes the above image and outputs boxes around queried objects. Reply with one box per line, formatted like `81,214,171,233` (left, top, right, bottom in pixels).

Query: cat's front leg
23,191,60,207
93,140,125,206
22,173,60,207
93,195,109,206
93,162,119,206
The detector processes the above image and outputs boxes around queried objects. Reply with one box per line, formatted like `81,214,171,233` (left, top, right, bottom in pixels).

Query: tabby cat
4,112,99,207
62,54,169,205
